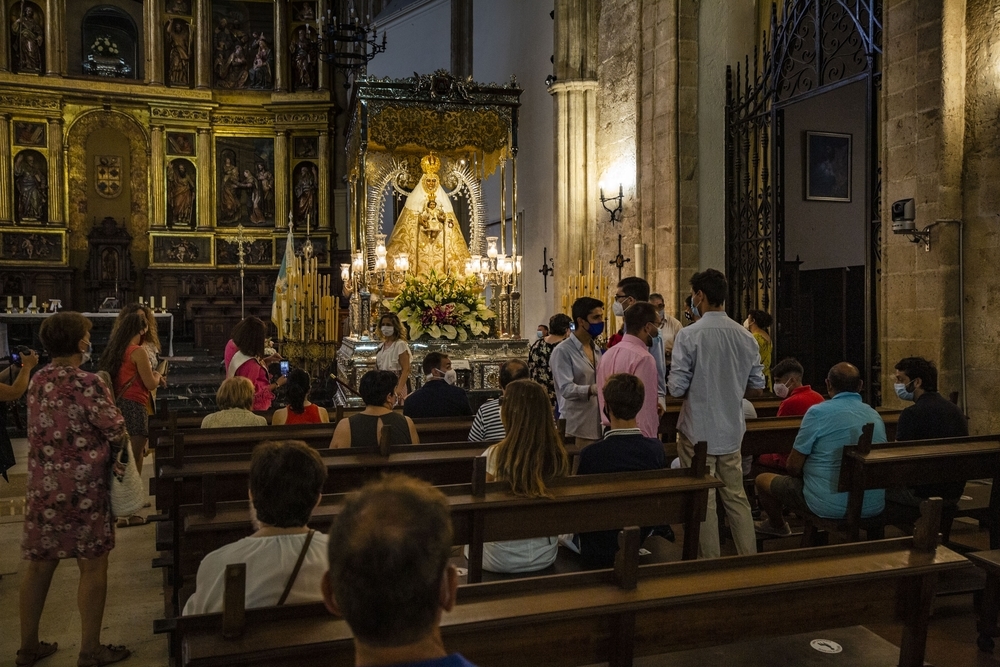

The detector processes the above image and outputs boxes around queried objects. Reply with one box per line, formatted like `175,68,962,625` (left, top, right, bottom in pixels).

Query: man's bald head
827,362,862,395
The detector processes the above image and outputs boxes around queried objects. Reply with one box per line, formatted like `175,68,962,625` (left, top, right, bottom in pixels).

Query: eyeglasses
614,294,629,301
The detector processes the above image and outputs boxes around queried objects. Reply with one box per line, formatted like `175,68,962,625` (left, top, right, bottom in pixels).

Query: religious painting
167,159,196,227
166,132,195,156
805,131,851,202
292,161,319,226
0,230,65,264
292,136,317,159
211,1,274,91
10,2,44,74
13,121,45,147
165,18,192,87
150,233,213,266
94,155,123,199
289,25,317,92
165,0,192,15
12,149,47,222
216,136,274,227
215,236,273,266
291,2,315,22
276,234,329,267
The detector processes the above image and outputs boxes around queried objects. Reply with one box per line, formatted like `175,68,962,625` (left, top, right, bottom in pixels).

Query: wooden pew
741,408,900,459
177,445,722,587
167,502,966,667
800,424,1000,547
660,396,784,442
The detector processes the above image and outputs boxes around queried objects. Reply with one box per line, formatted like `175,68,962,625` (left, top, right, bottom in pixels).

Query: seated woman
182,440,329,615
331,370,418,448
201,377,268,428
272,369,329,425
478,379,570,573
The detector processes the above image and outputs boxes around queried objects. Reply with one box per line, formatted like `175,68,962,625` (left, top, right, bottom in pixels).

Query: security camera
891,198,916,233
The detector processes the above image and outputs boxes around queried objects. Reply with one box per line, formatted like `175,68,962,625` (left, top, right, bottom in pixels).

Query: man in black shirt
576,373,666,568
890,356,968,505
402,352,473,419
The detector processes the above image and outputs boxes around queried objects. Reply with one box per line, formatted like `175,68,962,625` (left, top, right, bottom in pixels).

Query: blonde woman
374,313,411,400
201,377,268,428
479,379,569,573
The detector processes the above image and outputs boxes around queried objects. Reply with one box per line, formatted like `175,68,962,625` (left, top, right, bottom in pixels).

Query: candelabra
342,234,413,337
275,240,340,377
316,3,387,88
465,236,523,338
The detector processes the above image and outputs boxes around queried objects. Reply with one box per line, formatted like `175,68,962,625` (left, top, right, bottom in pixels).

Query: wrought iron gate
725,0,883,401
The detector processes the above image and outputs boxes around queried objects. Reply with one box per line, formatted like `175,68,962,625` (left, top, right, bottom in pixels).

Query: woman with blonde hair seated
202,377,268,428
479,379,569,573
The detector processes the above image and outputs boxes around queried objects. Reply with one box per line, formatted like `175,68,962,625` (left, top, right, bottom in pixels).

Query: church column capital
547,79,599,96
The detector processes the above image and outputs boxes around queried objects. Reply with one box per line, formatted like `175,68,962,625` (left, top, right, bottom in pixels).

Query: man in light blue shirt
754,362,887,536
550,297,604,445
668,268,765,558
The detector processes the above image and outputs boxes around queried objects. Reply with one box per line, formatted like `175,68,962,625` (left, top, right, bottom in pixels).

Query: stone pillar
196,127,212,228
275,129,289,228
274,0,287,92
451,0,472,78
44,0,61,77
147,0,165,85
316,0,329,92
318,130,330,228
151,125,166,226
0,115,12,221
47,117,63,224
195,0,212,89
551,0,599,302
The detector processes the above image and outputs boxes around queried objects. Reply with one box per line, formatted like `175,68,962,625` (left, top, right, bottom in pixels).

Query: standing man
596,302,661,439
550,297,604,447
608,277,667,410
649,292,683,362
668,268,765,558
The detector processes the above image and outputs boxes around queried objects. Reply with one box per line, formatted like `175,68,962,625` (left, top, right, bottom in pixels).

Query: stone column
47,117,64,224
274,0,287,92
316,0,329,92
450,0,472,78
275,129,289,228
196,127,212,228
195,0,212,89
0,115,12,221
44,0,62,76
151,125,166,226
318,130,330,228
147,0,165,85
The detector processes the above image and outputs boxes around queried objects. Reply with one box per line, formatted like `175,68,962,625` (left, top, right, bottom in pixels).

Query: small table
968,549,1000,652
0,311,175,357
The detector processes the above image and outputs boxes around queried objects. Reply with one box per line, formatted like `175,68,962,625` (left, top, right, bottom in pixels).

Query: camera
891,198,916,233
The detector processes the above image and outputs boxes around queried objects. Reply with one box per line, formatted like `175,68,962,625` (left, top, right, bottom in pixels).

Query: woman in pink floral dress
17,312,132,667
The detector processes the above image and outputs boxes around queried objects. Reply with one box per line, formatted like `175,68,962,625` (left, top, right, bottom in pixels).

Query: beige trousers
677,432,758,559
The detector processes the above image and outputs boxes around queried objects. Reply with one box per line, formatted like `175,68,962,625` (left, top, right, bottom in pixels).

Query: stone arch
65,108,149,272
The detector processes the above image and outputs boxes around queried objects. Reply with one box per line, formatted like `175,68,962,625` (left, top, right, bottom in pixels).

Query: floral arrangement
391,269,494,341
91,37,120,56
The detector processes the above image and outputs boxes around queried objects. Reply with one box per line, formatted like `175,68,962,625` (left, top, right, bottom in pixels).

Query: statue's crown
420,152,441,175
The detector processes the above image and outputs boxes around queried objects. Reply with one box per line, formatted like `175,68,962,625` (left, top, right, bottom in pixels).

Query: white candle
18,296,23,309
149,296,154,308
162,296,167,310
31,295,36,308
138,297,144,305
6,296,10,310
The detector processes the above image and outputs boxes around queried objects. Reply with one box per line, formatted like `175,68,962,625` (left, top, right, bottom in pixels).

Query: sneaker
754,519,792,537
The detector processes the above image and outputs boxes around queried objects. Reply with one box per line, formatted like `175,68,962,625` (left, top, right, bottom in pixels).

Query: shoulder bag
110,437,145,517
277,530,316,605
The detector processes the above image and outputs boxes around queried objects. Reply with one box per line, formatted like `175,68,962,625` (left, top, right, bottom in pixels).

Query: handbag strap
117,373,139,398
277,530,315,606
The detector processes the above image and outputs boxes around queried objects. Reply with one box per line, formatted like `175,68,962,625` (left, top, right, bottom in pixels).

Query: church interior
2,0,1000,665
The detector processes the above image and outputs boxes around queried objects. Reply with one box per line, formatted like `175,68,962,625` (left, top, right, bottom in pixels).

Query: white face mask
443,369,457,385
612,300,625,318
380,325,395,338
894,382,915,401
81,341,93,365
773,382,789,398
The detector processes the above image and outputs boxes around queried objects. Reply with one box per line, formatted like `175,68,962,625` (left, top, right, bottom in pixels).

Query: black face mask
683,311,693,322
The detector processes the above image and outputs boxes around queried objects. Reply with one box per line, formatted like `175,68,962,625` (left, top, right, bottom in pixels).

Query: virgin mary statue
385,152,471,278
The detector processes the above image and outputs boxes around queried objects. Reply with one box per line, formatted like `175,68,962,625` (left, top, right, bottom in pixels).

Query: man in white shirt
183,440,329,614
649,292,683,361
668,268,765,559
550,297,605,447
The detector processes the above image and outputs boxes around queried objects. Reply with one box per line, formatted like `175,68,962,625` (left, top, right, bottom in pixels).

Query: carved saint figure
168,161,196,226
385,153,471,281
290,26,315,91
214,18,250,89
166,18,191,86
255,162,274,218
101,248,119,281
219,154,242,223
11,4,43,73
293,2,315,21
248,32,273,89
166,0,191,14
13,152,47,221
294,163,318,224
240,169,265,224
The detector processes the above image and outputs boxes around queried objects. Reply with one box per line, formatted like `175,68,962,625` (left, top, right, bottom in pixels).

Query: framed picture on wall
805,131,851,202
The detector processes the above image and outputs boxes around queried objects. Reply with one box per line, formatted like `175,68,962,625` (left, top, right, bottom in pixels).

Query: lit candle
31,295,36,308
149,296,155,308
162,296,167,310
138,297,144,306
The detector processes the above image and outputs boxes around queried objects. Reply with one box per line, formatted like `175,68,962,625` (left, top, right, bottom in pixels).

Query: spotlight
545,74,557,87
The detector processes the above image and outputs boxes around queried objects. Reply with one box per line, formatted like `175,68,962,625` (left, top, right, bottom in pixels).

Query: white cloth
375,339,411,374
658,315,684,355
182,532,329,615
476,445,558,573
226,350,255,379
402,173,456,215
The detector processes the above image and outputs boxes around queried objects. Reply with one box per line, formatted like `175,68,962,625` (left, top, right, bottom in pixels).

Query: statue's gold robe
385,205,471,282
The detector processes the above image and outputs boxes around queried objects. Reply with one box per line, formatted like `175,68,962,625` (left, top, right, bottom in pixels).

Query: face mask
612,300,625,318
536,330,544,339
683,311,693,322
380,325,395,337
773,382,789,398
894,381,914,401
444,369,457,385
656,309,665,321
644,325,658,347
586,321,604,338
690,296,701,319
743,319,752,330
81,341,92,364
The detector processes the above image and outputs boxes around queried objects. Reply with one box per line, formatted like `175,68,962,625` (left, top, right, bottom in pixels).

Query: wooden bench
967,549,1000,653
660,396,784,442
742,409,900,459
800,424,1000,547
164,501,965,667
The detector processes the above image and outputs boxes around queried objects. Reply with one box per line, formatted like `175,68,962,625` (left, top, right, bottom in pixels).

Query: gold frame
214,231,275,267
148,231,215,267
0,228,67,265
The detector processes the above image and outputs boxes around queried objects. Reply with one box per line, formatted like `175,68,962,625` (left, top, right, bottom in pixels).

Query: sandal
115,515,145,528
15,641,58,666
78,644,130,667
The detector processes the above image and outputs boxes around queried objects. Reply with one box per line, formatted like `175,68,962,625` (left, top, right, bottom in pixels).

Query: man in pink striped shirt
597,301,661,439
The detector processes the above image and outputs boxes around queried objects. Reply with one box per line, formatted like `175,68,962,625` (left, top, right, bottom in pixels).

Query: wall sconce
600,183,624,225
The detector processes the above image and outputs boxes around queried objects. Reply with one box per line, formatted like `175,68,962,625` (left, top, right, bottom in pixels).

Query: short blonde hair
217,376,255,410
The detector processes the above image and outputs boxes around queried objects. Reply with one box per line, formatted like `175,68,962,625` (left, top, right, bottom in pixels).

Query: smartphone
9,351,20,366
279,360,290,376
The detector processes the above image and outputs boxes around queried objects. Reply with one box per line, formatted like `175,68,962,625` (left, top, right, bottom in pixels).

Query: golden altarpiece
337,72,529,391
0,0,339,351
